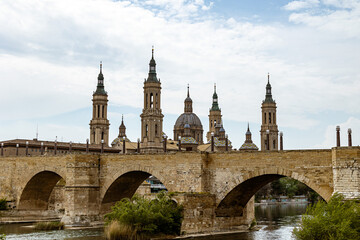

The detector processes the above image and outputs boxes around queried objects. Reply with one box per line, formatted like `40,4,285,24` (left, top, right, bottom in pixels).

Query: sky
0,0,359,149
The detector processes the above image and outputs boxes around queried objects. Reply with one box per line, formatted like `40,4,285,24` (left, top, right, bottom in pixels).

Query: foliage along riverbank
104,192,183,240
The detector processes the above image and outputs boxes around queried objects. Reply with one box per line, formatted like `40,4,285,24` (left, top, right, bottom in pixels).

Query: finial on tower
100,61,103,72
152,45,154,59
122,114,124,123
187,84,190,97
268,72,270,84
247,122,250,132
214,83,216,93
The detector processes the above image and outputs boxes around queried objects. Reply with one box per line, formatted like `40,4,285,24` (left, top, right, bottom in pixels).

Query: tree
104,192,183,237
293,193,360,240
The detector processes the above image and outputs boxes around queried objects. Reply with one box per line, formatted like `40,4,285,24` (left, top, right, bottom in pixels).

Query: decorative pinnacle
247,122,250,132
268,72,270,84
122,114,124,123
187,84,190,97
100,61,102,73
214,83,216,93
152,45,154,59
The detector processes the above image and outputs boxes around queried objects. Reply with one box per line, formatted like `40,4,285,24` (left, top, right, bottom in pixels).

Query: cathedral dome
174,113,202,128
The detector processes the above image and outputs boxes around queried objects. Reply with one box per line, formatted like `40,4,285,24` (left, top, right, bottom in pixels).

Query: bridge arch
18,170,66,210
215,167,333,217
101,169,169,213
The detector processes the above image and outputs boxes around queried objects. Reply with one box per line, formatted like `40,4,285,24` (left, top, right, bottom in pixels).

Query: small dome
174,113,202,128
240,142,259,150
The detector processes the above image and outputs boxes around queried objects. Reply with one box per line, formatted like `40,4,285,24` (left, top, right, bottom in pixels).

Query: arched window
97,105,100,118
145,124,148,137
155,124,158,136
101,132,104,140
150,93,154,108
155,93,158,108
146,93,148,108
269,112,272,124
273,140,276,149
102,105,105,118
93,106,95,118
264,113,266,124
214,120,217,126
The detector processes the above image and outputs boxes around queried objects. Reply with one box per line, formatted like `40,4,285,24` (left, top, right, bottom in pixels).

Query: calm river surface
0,203,308,240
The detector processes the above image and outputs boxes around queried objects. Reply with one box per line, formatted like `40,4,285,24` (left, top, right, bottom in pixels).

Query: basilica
103,48,280,153
0,48,281,156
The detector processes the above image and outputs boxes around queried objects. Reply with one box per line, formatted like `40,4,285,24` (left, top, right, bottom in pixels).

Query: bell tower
140,48,164,152
260,73,278,151
206,84,222,142
90,62,110,145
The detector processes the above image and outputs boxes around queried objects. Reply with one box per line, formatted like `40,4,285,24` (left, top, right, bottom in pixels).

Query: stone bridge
0,147,359,233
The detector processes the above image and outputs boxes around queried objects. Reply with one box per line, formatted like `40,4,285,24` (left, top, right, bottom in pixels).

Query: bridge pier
332,147,360,200
176,193,254,234
61,155,101,226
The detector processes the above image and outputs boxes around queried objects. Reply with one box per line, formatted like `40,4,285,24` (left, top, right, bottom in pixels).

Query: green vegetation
293,193,360,240
255,177,320,202
34,221,65,230
104,192,183,240
0,199,7,210
0,234,5,240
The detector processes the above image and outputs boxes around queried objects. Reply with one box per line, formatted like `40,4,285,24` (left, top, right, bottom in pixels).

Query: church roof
174,112,202,128
208,137,232,147
181,136,198,144
240,142,259,150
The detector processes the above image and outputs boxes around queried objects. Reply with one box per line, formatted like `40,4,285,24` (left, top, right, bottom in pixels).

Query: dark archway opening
101,171,167,213
216,175,322,218
18,171,65,211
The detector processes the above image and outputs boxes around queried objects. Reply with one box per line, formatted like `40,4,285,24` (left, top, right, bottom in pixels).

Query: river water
0,203,307,240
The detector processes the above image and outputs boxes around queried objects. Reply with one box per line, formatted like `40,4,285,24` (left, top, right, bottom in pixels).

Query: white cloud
315,117,360,148
283,0,320,11
0,0,359,149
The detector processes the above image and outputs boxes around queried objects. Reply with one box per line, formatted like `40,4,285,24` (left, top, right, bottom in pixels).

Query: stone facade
0,147,358,233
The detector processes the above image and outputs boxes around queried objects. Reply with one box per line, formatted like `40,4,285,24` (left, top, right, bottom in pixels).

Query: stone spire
147,46,158,82
264,73,274,103
245,123,252,143
211,83,220,111
94,61,107,95
184,84,193,113
119,115,126,138
240,123,258,151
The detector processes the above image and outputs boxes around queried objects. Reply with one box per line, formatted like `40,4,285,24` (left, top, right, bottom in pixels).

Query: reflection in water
0,203,308,240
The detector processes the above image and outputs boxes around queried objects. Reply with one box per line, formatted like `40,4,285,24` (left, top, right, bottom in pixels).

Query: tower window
146,94,148,108
211,121,212,128
264,113,266,124
93,106,95,118
102,105,105,118
150,93,154,108
155,124,158,136
145,124,148,137
214,120,217,126
269,112,272,124
156,93,158,108
101,132,104,140
97,105,100,118
273,140,276,149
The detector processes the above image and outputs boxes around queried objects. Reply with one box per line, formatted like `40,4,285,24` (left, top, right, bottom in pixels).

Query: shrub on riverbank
0,198,7,210
104,192,183,239
293,193,360,240
34,221,64,230
105,221,149,240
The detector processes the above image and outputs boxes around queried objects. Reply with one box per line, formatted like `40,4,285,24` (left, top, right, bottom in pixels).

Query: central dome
174,113,202,128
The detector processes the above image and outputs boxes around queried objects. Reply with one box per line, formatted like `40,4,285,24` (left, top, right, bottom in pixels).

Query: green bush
34,221,64,230
0,198,7,210
293,193,360,240
104,192,183,238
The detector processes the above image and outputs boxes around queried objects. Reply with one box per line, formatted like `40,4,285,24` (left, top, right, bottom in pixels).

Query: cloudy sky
0,0,359,149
